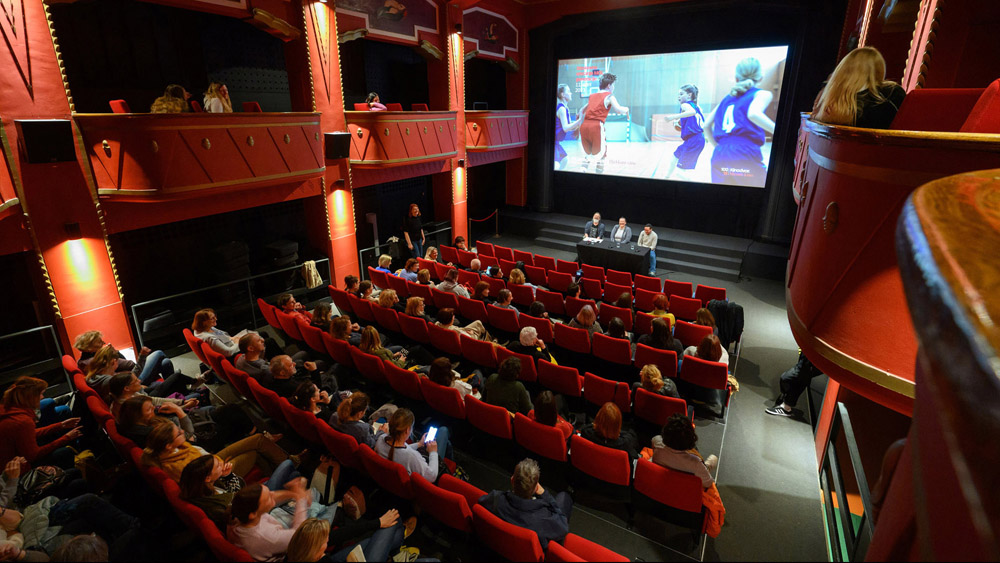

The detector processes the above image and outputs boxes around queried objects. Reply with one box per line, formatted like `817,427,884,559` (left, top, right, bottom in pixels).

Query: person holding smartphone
374,409,452,483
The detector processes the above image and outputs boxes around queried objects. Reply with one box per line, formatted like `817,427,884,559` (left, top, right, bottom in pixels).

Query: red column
0,1,132,353
447,5,468,243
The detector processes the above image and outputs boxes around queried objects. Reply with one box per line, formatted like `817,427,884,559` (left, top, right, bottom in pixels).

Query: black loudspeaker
325,132,352,160
15,120,77,164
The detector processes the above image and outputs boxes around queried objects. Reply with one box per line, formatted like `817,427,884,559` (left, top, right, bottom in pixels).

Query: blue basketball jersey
712,87,765,146
679,102,704,141
555,102,569,143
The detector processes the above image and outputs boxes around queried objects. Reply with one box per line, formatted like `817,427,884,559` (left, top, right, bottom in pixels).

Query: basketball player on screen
555,84,583,170
703,58,775,187
658,84,706,180
579,72,629,174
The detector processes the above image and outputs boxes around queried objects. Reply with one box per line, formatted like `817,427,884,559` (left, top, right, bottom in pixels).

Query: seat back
679,355,729,390
546,271,573,293
493,245,514,262
553,323,591,354
457,249,478,268
384,362,424,402
673,320,713,348
556,259,579,275
428,323,463,356
583,372,631,414
371,305,402,334
694,284,726,307
419,377,467,419
603,282,633,304
323,333,354,368
242,101,263,112
598,303,633,332
633,388,688,427
537,359,582,397
580,278,604,301
535,288,566,316
182,329,210,366
606,269,632,286
465,395,513,439
189,100,204,112
411,473,474,533
284,403,322,444
407,281,434,301
201,342,229,383
662,279,693,300
889,87,983,131
347,295,375,322
580,263,605,282
533,254,556,272
482,276,506,296
431,288,461,312
670,295,701,321
512,249,534,265
256,298,281,329
359,446,413,499
523,264,547,287
221,359,253,399
509,284,536,307
486,304,521,334
570,435,631,486
387,274,410,298
434,262,453,281
109,99,131,113
476,241,494,257
411,103,429,111
634,344,677,377
349,347,389,386
440,245,460,265
353,102,370,110
461,334,498,368
368,267,390,290
299,322,327,356
633,274,662,293
398,313,432,344
62,354,81,376
276,311,305,341
634,288,660,312
495,347,538,383
633,458,704,513
564,297,597,319
457,296,490,324
499,258,519,276
960,79,1000,133
385,102,403,111
316,422,362,470
456,269,480,287
328,286,353,315
246,378,289,423
513,413,568,462
162,480,255,562
86,395,113,425
518,314,554,343
547,534,630,562
417,258,439,279
591,333,632,366
472,504,544,562
480,255,499,269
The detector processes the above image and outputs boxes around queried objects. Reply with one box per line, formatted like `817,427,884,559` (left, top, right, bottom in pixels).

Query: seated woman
87,345,191,401
508,269,537,296
291,382,335,421
374,408,452,483
436,268,470,298
117,395,192,447
365,92,387,111
311,303,334,332
695,307,719,335
614,292,634,311
74,330,174,386
527,390,574,441
377,289,405,314
107,372,197,421
375,254,393,274
150,84,189,113
141,418,290,482
651,413,718,489
329,392,381,447
330,315,362,347
424,246,440,262
417,268,434,285
227,481,314,561
425,357,480,400
436,308,492,342
0,377,82,470
287,514,414,563
650,294,676,329
483,357,532,415
179,454,302,530
638,317,684,361
494,289,519,316
632,364,680,398
812,46,906,129
472,281,493,304
684,333,730,367
606,316,632,343
568,304,603,337
358,326,407,368
357,280,378,302
203,82,233,113
508,326,555,365
192,308,241,358
405,296,435,323
581,402,639,461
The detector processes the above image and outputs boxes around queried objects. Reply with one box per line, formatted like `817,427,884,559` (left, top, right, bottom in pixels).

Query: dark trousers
555,491,573,521
778,353,823,407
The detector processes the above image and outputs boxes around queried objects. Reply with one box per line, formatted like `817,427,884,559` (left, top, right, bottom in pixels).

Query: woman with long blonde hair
203,82,233,113
812,47,905,128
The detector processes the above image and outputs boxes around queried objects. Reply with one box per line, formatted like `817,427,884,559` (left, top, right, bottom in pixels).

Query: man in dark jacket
478,458,572,549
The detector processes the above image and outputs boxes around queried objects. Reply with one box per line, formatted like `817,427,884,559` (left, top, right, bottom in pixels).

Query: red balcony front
345,111,458,167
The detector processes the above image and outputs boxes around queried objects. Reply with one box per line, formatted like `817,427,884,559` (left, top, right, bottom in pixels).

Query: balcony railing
344,111,458,167
465,110,529,151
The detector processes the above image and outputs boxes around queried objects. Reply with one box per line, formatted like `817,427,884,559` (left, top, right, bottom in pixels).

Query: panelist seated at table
583,212,605,241
609,217,632,244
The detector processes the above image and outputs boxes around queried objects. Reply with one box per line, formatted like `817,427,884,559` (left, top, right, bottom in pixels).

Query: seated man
609,217,632,244
277,294,312,324
435,308,491,342
265,355,327,398
454,236,468,251
478,458,572,549
467,258,485,275
583,212,605,240
236,332,272,380
436,268,470,298
398,258,420,282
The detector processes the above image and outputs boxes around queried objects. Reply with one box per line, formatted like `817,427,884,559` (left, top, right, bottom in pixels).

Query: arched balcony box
465,110,528,167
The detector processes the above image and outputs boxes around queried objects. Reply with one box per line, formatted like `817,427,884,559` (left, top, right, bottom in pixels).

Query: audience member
227,481,312,561
651,414,718,489
568,305,603,337
479,458,571,549
650,294,676,328
50,534,109,562
426,357,481,400
508,268,537,297
684,334,730,366
766,352,823,417
638,224,658,275
454,236,467,251
107,372,195,421
565,282,581,300
365,92,387,111
812,46,905,129
609,217,632,243
399,258,420,282
435,308,492,341
403,204,425,259
344,275,360,294
416,269,433,285
484,357,531,415
329,392,380,447
359,326,407,368
494,289,518,316
377,289,405,313
374,408,451,483
508,326,554,364
0,377,82,470
357,280,379,302
634,364,679,398
192,308,240,357
436,268,470,298
527,301,552,321
87,344,191,400
286,512,413,563
330,315,362,347
237,332,272,380
606,317,631,343
291,381,335,421
266,355,323,398
581,403,639,461
613,292,633,310
405,297,434,323
695,307,718,335
375,254,393,274
583,212,605,240
74,330,173,385
468,258,484,275
311,303,334,332
424,246,439,261
203,82,233,113
472,281,492,303
150,84,189,113
528,391,573,441
638,317,683,359
117,395,192,447
278,293,312,324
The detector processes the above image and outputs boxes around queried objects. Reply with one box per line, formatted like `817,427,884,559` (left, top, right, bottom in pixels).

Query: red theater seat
399,313,431,344
694,284,726,307
581,263,604,282
670,295,702,321
678,355,731,417
534,254,557,272
564,297,597,319
417,258,439,278
457,249,478,268
510,284,536,307
583,372,631,414
349,347,388,386
961,79,1000,133
431,287,460,311
634,288,660,312
633,459,706,536
634,344,678,377
242,101,263,112
109,99,130,113
513,249,534,265
487,304,521,334
513,413,568,462
457,296,490,324
283,402,322,444
580,278,603,301
275,311,305,342
603,282,633,304
385,362,424,402
385,102,403,111
494,245,515,262
662,279,694,300
476,241,495,257
524,264,548,286
428,323,463,356
440,245,460,265
547,534,630,562
328,286,353,315
465,395,513,439
556,259,579,275
411,103,429,111
435,262,453,281
673,320,713,348
482,276,506,296
569,434,631,488
359,446,413,499
472,504,544,562
535,288,566,316
372,305,402,334
591,333,632,366
633,388,688,427
889,87,984,132
553,323,591,355
368,267,390,290
411,473,474,533
499,259,519,276
182,329,210,367
420,377,467,420
519,313,554,343
353,103,370,111
407,281,433,302
347,295,375,323
316,423,361,470
387,274,409,298
537,360,583,397
634,274,662,293
323,333,354,369
298,322,328,356
606,269,632,287
496,347,538,383
547,271,574,293
189,100,204,112
598,303,633,332
461,334,498,368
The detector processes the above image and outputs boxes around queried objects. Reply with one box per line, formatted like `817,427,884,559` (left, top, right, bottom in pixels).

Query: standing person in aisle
637,224,658,275
403,203,425,259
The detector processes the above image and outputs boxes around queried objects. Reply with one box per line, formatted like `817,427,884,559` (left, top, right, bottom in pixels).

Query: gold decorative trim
43,2,75,113
787,287,915,399
141,121,319,131
98,167,326,196
466,141,529,151
465,112,530,119
346,116,458,124
808,147,942,186
802,114,1000,147
320,177,332,243
350,152,458,165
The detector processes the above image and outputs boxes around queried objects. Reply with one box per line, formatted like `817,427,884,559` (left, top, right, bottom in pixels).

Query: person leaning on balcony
812,46,905,129
150,84,190,113
203,82,233,113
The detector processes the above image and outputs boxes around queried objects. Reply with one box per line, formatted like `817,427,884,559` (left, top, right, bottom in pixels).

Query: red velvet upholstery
387,274,409,298
385,362,424,402
670,295,701,321
283,402,322,444
368,267,390,290
407,281,433,301
524,264,548,286
662,279,694,300
547,534,630,562
109,99,130,113
417,258,439,279
435,262,453,281
673,320,713,348
510,284,536,307
458,296,490,324
399,313,432,344
606,269,632,286
476,241,495,257
694,284,726,306
275,310,305,341
347,295,375,323
242,101,263,112
494,246,515,262
86,395,113,425
591,333,632,366
634,344,677,377
487,304,521,334
513,249,534,265
431,288,461,312
359,446,413,499
440,245,460,264
353,103,370,110
323,333,354,368
465,395,514,439
299,322,327,356
634,288,660,312
961,79,1000,133
349,347,388,386
221,359,253,400
553,323,591,354
519,313,554,343
461,334,498,368
564,297,597,319
537,359,583,397
569,435,631,486
634,311,655,335
888,87,984,131
583,372,631,414
385,102,403,111
162,480,254,562
246,377,289,423
472,504,545,562
428,323,463,356
480,256,499,270
633,458,704,513
633,388,688,427
371,306,402,334
679,356,731,417
316,422,361,470
598,303,633,332
556,259,579,275
457,267,479,286
535,288,566,316
411,473,474,533
633,274,662,293
580,278,603,301
603,282,633,303
534,254,557,272
513,413,568,462
546,271,574,293
482,276,506,296
419,377,467,419
182,329,210,366
328,286,353,315
411,103,429,111
188,100,203,112
499,259,519,276
581,263,604,282
496,347,538,383
438,473,486,510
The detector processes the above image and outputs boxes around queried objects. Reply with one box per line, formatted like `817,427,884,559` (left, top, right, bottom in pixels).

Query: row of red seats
184,329,633,562
62,356,256,562
108,99,263,113
351,103,430,111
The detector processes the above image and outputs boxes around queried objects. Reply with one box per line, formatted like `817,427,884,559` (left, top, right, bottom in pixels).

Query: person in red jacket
0,377,82,470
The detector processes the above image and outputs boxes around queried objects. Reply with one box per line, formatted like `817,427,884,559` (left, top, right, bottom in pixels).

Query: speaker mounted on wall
325,132,352,160
15,120,77,164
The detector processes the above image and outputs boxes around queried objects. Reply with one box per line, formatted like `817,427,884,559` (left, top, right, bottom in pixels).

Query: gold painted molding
98,166,326,196
351,152,457,165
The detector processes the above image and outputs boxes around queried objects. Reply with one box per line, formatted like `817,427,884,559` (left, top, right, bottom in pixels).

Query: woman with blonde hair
634,364,679,398
812,47,905,129
703,57,776,187
203,82,233,113
375,254,393,274
405,296,434,323
377,288,404,313
358,326,407,368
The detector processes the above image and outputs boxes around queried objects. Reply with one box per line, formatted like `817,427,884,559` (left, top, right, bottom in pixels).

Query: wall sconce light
64,222,82,241
457,158,465,167
454,23,462,34
335,178,346,186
